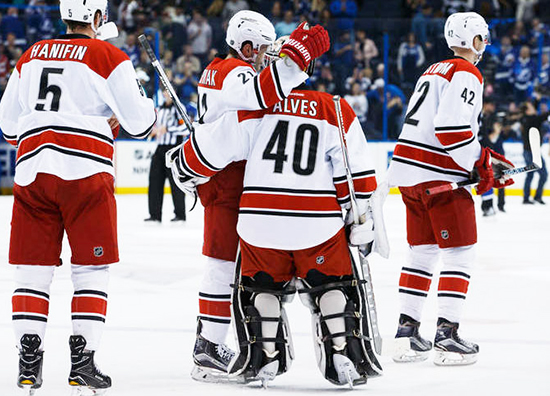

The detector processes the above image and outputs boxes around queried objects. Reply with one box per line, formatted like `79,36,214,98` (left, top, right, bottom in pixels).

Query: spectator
344,81,368,126
177,44,201,75
354,30,379,68
275,10,298,38
511,20,529,47
329,0,357,31
222,0,250,24
345,66,371,92
516,0,539,23
270,1,284,24
118,0,140,32
122,33,141,67
187,9,213,67
512,45,536,104
492,35,515,100
4,33,22,67
0,43,10,97
397,32,425,96
174,61,199,102
443,0,475,15
207,0,225,17
412,4,434,59
1,7,26,47
367,78,406,139
520,101,548,204
315,63,337,94
161,9,187,58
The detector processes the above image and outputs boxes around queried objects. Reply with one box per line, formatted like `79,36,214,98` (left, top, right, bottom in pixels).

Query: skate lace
215,344,234,362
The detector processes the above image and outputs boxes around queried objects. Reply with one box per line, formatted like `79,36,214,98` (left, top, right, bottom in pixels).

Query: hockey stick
425,127,543,196
333,95,383,355
137,34,194,133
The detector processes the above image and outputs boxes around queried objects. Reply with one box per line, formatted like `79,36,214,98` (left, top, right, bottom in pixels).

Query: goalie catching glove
279,22,330,71
165,146,209,198
473,146,514,195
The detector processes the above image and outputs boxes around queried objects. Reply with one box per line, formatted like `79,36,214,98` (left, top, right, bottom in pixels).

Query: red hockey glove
490,149,515,189
280,22,330,71
474,146,494,195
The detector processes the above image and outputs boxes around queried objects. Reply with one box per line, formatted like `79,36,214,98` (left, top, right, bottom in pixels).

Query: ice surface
0,193,548,396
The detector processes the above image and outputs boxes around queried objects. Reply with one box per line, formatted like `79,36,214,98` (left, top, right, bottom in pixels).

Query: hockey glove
490,149,515,188
165,146,209,197
349,217,375,256
280,22,330,71
473,146,495,195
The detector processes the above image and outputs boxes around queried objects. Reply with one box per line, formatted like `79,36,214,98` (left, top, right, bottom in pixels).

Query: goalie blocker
229,246,382,388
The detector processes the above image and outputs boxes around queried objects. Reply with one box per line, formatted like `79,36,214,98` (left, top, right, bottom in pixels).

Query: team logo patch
441,230,449,240
94,247,104,257
316,256,325,265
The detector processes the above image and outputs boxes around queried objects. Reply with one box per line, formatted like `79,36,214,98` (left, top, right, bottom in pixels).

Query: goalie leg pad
229,271,295,384
298,270,382,386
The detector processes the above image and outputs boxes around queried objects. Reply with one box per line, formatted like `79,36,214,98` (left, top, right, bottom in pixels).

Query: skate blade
191,365,246,384
70,385,108,396
434,350,478,366
333,354,362,388
19,384,37,396
392,348,430,363
256,360,279,389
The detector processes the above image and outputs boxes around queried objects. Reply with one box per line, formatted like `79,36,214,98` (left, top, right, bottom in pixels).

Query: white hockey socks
399,244,440,321
12,265,55,350
71,264,110,351
438,245,475,323
198,257,235,344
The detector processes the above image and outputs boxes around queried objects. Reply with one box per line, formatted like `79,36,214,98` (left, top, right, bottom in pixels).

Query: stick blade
529,127,542,168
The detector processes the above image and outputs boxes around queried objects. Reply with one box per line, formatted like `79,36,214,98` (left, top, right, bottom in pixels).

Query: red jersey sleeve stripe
393,145,468,171
334,176,377,200
258,64,283,106
182,139,218,177
436,131,474,147
241,193,341,212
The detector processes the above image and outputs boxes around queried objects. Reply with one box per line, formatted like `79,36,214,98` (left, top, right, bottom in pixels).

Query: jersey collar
58,34,92,40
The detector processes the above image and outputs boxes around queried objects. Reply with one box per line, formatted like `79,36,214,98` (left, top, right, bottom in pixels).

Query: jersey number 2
262,121,319,176
404,81,430,126
35,68,64,112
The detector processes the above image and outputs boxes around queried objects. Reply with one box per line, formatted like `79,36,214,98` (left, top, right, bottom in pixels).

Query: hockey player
0,0,156,394
169,58,383,385
386,12,514,366
176,10,330,381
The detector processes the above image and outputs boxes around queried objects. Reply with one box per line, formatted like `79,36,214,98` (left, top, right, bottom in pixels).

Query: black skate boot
392,314,433,363
68,335,111,395
18,334,44,394
191,320,236,383
434,317,479,366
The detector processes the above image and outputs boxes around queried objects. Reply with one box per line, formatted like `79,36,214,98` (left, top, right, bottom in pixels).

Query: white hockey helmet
60,0,108,27
225,10,276,63
444,12,490,64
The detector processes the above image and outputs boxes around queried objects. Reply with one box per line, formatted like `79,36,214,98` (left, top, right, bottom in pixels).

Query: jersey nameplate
272,98,318,117
30,43,88,61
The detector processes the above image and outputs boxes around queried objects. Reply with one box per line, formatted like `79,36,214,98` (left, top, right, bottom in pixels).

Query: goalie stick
425,127,543,196
333,95,384,355
137,34,194,133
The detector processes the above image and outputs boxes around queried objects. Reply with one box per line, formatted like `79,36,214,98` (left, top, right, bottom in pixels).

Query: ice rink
0,192,548,396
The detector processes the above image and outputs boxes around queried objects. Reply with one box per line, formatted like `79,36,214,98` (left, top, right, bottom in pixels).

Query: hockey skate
433,318,479,366
392,314,433,363
332,349,364,389
68,336,111,395
191,333,236,383
17,334,44,396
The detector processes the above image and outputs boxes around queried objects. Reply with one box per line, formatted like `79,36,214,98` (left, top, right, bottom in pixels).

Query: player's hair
63,19,89,30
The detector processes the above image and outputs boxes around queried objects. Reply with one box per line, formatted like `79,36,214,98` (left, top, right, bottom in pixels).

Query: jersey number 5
263,120,319,176
35,67,64,112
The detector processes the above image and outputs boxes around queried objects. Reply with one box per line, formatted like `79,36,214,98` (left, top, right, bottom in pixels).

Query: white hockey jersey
181,90,377,250
0,34,156,186
387,58,483,187
196,55,308,123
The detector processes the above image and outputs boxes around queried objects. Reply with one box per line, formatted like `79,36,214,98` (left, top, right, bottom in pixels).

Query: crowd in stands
1,0,550,142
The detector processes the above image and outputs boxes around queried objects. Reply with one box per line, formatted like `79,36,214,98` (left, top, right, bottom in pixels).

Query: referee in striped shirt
145,90,192,222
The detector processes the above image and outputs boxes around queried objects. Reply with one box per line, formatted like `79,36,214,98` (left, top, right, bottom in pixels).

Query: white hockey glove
165,146,209,198
349,218,375,247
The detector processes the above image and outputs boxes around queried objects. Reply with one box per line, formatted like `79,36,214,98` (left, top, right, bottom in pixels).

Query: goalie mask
444,12,490,65
226,10,276,66
59,0,118,40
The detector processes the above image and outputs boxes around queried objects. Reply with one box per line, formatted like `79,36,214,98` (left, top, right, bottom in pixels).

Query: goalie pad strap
297,280,361,296
231,283,297,297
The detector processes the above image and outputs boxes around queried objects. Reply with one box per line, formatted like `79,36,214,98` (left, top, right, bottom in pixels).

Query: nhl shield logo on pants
94,247,104,257
440,230,449,240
